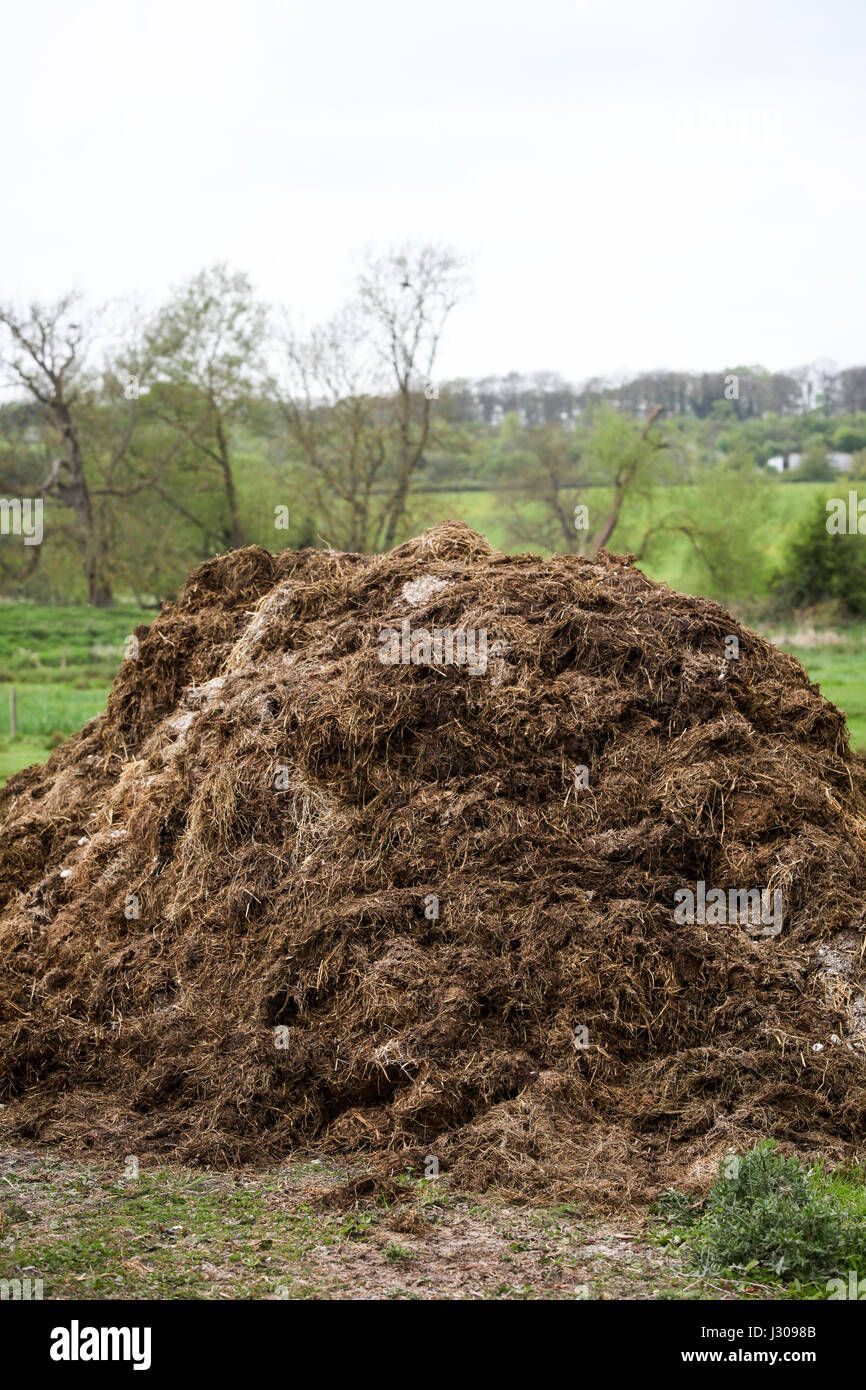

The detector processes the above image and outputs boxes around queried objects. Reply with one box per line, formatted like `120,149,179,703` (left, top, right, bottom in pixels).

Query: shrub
692,1141,866,1282
773,502,866,616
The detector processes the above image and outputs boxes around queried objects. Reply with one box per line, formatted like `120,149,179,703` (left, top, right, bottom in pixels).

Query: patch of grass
0,602,152,783
0,1165,352,1300
382,1243,417,1263
0,736,52,783
0,1150,802,1300
0,603,152,680
0,684,111,783
666,1142,866,1294
775,626,866,750
0,683,109,739
652,1188,700,1227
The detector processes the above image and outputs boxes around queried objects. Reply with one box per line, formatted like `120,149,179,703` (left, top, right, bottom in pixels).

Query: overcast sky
1,0,863,383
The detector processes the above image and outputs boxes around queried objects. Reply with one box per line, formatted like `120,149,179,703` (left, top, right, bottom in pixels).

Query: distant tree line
442,362,866,426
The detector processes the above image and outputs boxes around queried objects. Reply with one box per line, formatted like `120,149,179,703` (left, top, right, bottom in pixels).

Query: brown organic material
1,522,865,1205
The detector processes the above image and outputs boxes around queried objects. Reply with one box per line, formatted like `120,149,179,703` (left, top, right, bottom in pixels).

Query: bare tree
0,295,126,604
358,244,468,547
275,243,468,552
0,294,204,604
504,406,667,557
502,420,582,554
0,295,110,600
275,305,390,551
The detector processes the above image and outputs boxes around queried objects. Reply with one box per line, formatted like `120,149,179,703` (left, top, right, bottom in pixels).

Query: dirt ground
0,1145,787,1301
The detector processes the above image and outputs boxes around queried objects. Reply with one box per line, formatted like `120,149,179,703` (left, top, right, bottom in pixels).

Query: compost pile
2,522,866,1204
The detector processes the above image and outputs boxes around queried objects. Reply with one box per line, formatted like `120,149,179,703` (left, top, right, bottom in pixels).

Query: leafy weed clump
691,1141,866,1284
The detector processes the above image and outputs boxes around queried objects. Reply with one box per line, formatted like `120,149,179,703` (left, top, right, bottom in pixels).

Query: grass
0,737,56,784
0,1161,349,1300
0,602,150,782
0,683,109,739
771,621,866,749
651,1142,866,1299
0,602,152,683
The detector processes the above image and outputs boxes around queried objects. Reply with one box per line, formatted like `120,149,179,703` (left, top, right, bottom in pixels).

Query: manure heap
2,522,866,1202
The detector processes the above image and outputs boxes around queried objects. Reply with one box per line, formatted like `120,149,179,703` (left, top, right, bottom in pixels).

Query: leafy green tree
833,421,866,453
503,405,668,555
791,442,836,482
636,450,774,606
500,419,581,552
849,448,866,481
149,265,268,549
577,405,667,553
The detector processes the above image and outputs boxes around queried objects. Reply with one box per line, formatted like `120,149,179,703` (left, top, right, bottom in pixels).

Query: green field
405,479,841,595
770,623,866,750
0,603,151,783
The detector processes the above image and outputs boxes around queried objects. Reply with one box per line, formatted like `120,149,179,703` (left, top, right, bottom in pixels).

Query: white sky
1,0,863,382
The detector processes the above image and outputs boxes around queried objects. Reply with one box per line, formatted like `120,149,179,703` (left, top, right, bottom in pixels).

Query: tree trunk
84,527,114,607
216,417,245,548
382,392,430,550
88,574,115,607
46,412,115,605
382,474,411,551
